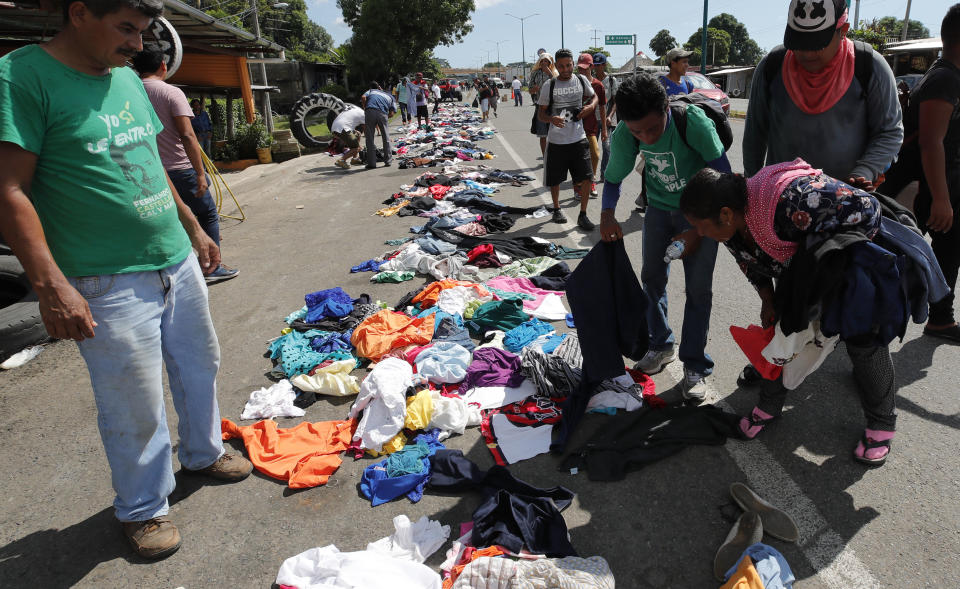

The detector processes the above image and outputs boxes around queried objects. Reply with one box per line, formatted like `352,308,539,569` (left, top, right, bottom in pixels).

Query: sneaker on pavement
633,347,677,375
205,264,239,285
551,208,567,224
122,517,182,560
577,211,595,231
334,159,350,169
349,157,363,165
590,182,598,197
183,452,253,482
683,368,709,402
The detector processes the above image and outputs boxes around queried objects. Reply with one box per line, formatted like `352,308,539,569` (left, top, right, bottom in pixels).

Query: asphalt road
0,99,957,588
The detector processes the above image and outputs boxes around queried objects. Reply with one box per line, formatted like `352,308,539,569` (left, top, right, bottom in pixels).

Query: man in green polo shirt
0,0,252,560
598,72,731,402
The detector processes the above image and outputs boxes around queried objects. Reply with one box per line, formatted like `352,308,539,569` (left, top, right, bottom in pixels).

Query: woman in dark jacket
679,159,898,465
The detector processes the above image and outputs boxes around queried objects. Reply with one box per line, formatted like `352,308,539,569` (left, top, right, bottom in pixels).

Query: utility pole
591,29,603,48
488,39,508,79
701,0,708,74
854,0,861,30
506,13,538,83
900,0,913,42
249,0,273,132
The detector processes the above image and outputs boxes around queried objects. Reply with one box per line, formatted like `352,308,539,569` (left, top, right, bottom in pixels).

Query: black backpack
670,93,734,152
763,40,875,100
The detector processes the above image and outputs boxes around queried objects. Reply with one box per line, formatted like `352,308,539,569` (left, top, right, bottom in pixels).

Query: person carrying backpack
598,72,731,401
738,0,903,386
884,5,960,342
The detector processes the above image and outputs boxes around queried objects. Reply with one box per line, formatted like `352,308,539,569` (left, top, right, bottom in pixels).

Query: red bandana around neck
782,36,856,115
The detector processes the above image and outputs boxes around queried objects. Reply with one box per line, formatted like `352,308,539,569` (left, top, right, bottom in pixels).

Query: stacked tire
0,255,48,362
289,92,351,150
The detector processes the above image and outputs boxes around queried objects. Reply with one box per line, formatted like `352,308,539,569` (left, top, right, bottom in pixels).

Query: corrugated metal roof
0,0,284,56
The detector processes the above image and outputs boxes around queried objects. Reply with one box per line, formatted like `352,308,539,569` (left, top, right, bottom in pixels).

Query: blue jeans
640,204,718,375
168,168,220,246
68,253,224,522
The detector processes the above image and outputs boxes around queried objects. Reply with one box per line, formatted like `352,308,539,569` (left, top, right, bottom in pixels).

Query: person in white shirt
511,76,523,106
431,80,442,114
330,107,365,170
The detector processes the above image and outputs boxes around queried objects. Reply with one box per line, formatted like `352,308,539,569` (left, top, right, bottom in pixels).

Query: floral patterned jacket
725,173,882,292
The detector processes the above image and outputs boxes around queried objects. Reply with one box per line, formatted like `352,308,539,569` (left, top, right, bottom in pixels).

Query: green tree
848,28,886,52
580,46,611,58
870,16,931,40
683,28,731,66
708,13,763,65
198,0,333,62
649,29,677,58
434,57,452,69
337,0,474,83
484,61,503,69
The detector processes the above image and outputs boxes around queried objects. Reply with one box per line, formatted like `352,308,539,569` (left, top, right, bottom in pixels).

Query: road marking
664,363,881,589
493,124,593,249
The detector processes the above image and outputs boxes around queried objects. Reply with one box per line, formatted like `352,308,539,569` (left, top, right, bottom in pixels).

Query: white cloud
575,23,593,33
475,0,508,9
310,0,327,6
334,16,346,26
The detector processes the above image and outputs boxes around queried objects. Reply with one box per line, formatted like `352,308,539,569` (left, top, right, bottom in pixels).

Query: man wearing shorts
537,48,599,229
331,106,365,170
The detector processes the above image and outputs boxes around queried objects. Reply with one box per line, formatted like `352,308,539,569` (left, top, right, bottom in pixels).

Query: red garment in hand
221,418,356,488
729,324,782,380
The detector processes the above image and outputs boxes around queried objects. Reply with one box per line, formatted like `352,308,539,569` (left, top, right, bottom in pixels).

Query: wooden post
226,93,235,140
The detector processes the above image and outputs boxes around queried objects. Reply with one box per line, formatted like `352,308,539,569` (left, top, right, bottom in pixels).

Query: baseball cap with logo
665,48,694,63
577,53,594,70
592,53,607,66
784,0,847,51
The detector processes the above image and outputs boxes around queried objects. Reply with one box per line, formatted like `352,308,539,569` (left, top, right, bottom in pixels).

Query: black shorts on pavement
544,139,592,187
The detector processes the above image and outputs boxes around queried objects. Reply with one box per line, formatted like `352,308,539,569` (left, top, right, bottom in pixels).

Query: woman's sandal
853,433,893,466
739,407,776,440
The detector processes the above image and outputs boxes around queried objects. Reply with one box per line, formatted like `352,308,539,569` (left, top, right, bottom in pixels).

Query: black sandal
853,434,892,466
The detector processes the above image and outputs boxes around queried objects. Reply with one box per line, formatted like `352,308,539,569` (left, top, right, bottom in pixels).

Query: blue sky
307,0,945,69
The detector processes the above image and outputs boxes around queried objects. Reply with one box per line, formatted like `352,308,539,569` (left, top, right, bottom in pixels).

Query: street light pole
560,0,565,48
249,0,273,132
701,0,708,74
506,13,538,83
488,39,508,80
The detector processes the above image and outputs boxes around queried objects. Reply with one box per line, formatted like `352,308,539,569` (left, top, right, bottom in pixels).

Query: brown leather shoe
122,517,182,560
183,452,253,482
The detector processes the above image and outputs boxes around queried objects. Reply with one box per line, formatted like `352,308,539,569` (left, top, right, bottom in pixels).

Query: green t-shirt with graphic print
0,45,191,277
604,104,724,211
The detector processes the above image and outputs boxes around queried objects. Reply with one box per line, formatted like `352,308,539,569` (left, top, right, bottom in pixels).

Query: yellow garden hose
201,149,246,222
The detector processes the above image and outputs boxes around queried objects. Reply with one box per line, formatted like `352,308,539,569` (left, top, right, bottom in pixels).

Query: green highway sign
605,34,634,45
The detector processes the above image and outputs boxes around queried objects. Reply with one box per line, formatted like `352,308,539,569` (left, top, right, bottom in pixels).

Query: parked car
684,72,731,114
489,77,504,88
895,73,923,91
438,79,463,102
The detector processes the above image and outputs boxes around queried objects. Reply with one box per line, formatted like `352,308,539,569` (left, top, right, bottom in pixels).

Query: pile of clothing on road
393,104,498,168
237,100,783,587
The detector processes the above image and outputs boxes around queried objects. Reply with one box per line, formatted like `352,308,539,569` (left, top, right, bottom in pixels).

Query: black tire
289,92,349,149
0,256,48,361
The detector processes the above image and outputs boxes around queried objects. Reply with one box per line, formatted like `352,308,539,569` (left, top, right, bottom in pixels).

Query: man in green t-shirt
598,73,731,402
0,0,252,560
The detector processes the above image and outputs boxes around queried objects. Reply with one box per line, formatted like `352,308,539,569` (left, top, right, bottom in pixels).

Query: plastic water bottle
663,239,686,263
